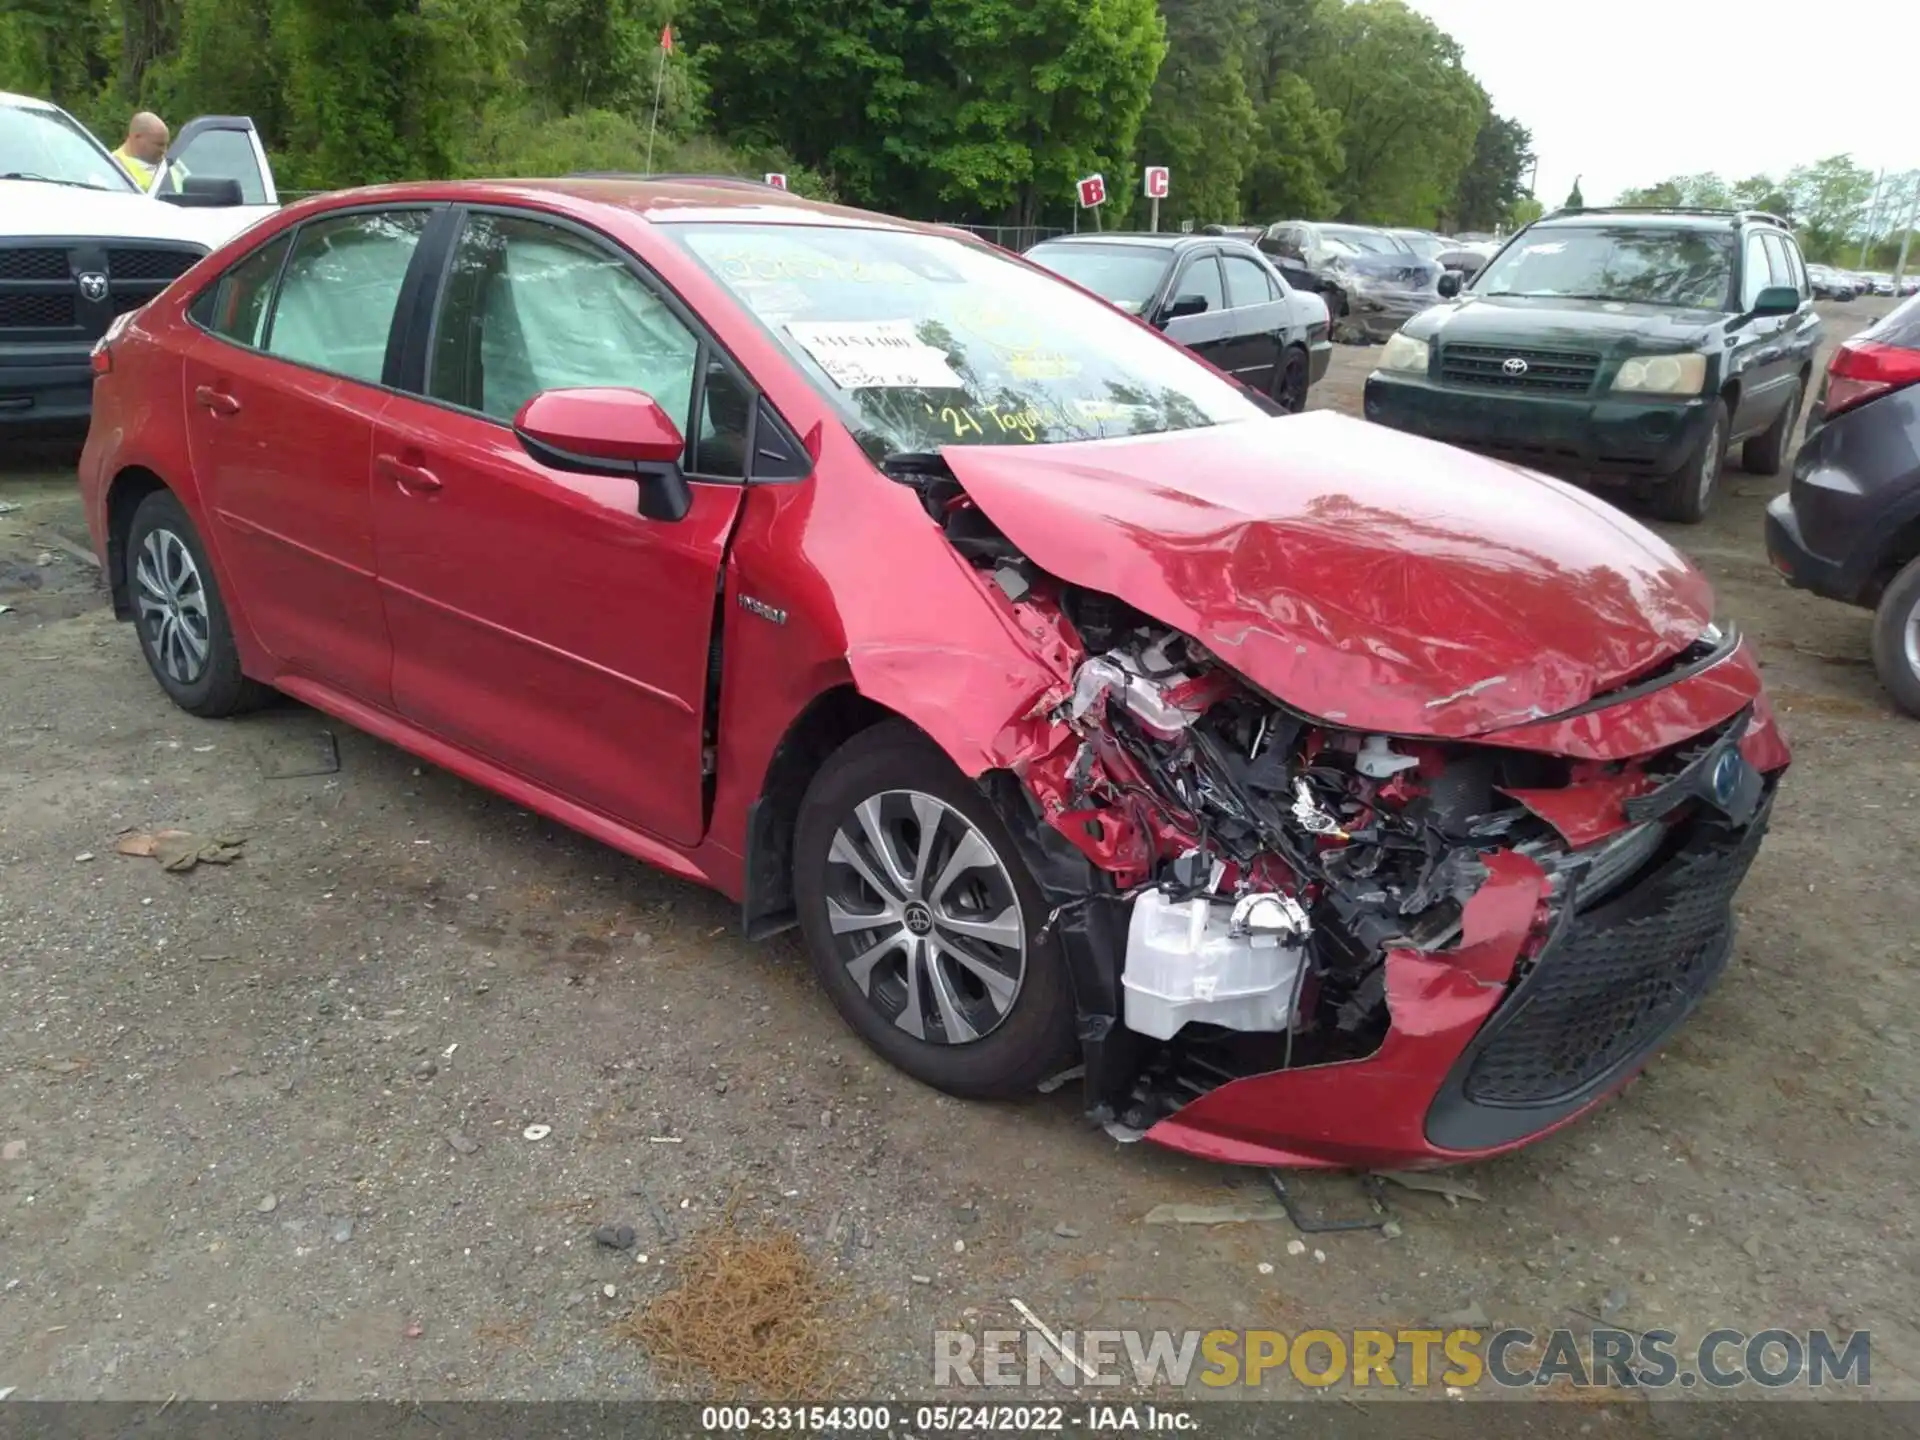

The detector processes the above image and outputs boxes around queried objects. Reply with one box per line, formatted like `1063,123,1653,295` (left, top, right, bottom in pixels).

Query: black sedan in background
1025,233,1331,411
1767,291,1920,715
1254,221,1442,341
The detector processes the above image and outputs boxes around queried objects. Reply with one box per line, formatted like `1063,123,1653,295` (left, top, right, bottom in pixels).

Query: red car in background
79,177,1790,1170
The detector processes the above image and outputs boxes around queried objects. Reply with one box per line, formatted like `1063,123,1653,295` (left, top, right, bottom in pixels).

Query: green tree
1129,0,1258,228
1241,71,1341,221
1449,111,1531,231
905,0,1167,225
1508,194,1543,229
1784,153,1876,258
1303,0,1483,223
1565,175,1584,207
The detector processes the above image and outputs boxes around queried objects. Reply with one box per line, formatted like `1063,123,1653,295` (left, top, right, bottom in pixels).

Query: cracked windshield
672,223,1264,459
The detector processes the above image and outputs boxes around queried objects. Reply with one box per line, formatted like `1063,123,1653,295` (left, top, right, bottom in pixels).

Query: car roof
0,90,61,111
1532,208,1787,234
1029,232,1219,251
279,176,962,234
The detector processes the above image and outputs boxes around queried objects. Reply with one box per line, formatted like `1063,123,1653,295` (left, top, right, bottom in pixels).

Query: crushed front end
901,455,1790,1169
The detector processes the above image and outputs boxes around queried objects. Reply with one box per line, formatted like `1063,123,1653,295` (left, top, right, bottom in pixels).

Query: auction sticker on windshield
786,319,964,390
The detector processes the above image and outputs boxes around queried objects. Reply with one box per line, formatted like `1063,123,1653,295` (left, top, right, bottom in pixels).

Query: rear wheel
126,490,268,718
1870,555,1920,718
1740,377,1803,476
1271,346,1310,414
1652,398,1728,524
792,722,1076,1098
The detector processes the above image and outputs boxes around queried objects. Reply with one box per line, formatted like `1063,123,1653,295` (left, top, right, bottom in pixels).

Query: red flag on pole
659,25,673,54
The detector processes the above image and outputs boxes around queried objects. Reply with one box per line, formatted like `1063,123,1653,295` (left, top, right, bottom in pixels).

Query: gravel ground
2,297,1916,1402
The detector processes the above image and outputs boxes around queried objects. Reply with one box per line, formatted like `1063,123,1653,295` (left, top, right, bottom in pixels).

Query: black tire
1652,398,1729,524
1271,345,1310,414
1871,554,1920,719
125,489,269,718
792,721,1077,1099
1740,377,1804,477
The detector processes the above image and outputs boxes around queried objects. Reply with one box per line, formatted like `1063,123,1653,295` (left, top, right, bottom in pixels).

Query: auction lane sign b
1076,174,1107,208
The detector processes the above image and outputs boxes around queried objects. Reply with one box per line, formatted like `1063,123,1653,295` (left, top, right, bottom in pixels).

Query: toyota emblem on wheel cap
1502,356,1529,375
77,272,108,302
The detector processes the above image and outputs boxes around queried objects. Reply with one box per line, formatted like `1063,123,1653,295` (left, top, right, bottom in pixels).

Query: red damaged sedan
78,178,1790,1170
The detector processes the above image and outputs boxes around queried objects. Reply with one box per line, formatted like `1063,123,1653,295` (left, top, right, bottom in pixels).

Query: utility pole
1859,168,1886,269
1894,173,1920,289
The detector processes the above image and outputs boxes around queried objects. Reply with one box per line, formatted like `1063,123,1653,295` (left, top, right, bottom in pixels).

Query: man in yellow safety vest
110,112,169,191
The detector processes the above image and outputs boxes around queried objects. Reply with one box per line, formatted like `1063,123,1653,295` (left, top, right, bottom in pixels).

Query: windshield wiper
0,172,108,190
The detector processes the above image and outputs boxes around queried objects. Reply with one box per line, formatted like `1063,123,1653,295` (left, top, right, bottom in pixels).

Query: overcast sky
1404,0,1913,209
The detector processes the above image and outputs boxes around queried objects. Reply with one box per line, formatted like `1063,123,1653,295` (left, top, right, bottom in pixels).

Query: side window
1264,265,1285,300
1740,233,1773,310
1761,235,1794,300
196,231,291,347
1782,237,1810,298
428,212,708,456
691,356,751,479
1176,255,1226,313
1223,254,1271,310
267,210,428,384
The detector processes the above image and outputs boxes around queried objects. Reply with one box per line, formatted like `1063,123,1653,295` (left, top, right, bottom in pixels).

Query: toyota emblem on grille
77,272,108,302
1502,355,1529,375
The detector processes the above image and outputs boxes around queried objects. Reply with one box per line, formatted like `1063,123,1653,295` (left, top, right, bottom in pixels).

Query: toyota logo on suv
1502,356,1529,376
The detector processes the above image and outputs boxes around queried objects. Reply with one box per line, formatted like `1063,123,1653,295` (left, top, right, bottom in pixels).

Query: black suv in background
1362,208,1823,522
1767,292,1920,715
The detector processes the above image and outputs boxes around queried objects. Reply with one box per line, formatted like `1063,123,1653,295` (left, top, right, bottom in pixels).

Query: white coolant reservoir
1122,890,1310,1041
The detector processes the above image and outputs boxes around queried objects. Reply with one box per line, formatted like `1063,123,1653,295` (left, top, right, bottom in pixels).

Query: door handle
376,453,443,494
194,385,240,417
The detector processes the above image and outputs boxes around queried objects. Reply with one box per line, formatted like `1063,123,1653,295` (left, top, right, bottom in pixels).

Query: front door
182,207,432,704
1726,230,1794,440
1159,251,1232,368
370,209,749,846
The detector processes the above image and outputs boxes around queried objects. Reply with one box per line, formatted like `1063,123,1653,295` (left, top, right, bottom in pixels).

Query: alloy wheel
1904,594,1920,679
823,789,1027,1044
134,527,212,686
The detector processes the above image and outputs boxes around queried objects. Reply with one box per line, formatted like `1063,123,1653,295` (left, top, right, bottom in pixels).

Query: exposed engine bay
896,454,1764,1136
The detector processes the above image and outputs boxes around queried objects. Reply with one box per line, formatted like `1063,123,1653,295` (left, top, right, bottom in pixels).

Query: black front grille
0,247,67,281
1440,343,1600,394
0,292,78,329
106,246,199,282
1462,800,1771,1107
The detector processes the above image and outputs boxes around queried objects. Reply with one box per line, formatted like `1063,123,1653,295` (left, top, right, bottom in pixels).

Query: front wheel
792,722,1076,1098
1651,398,1728,524
1871,554,1920,719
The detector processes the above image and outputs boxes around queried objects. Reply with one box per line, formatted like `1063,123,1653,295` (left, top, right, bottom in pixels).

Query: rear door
368,206,750,846
181,206,433,704
1217,250,1288,392
1159,249,1232,367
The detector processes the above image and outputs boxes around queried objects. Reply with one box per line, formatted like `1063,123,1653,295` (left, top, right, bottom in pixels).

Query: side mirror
1162,293,1209,322
158,175,244,208
1437,271,1462,299
1751,285,1799,318
513,387,692,522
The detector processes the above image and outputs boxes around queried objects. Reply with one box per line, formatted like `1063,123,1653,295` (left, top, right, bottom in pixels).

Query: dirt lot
3,299,1917,1403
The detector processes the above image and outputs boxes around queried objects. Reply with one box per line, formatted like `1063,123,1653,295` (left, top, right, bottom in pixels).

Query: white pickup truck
1,90,279,429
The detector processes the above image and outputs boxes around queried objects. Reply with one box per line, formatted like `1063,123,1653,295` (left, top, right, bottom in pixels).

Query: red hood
940,412,1715,738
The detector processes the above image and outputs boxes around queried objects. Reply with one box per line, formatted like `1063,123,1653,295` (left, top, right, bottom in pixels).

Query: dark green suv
1362,208,1823,522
